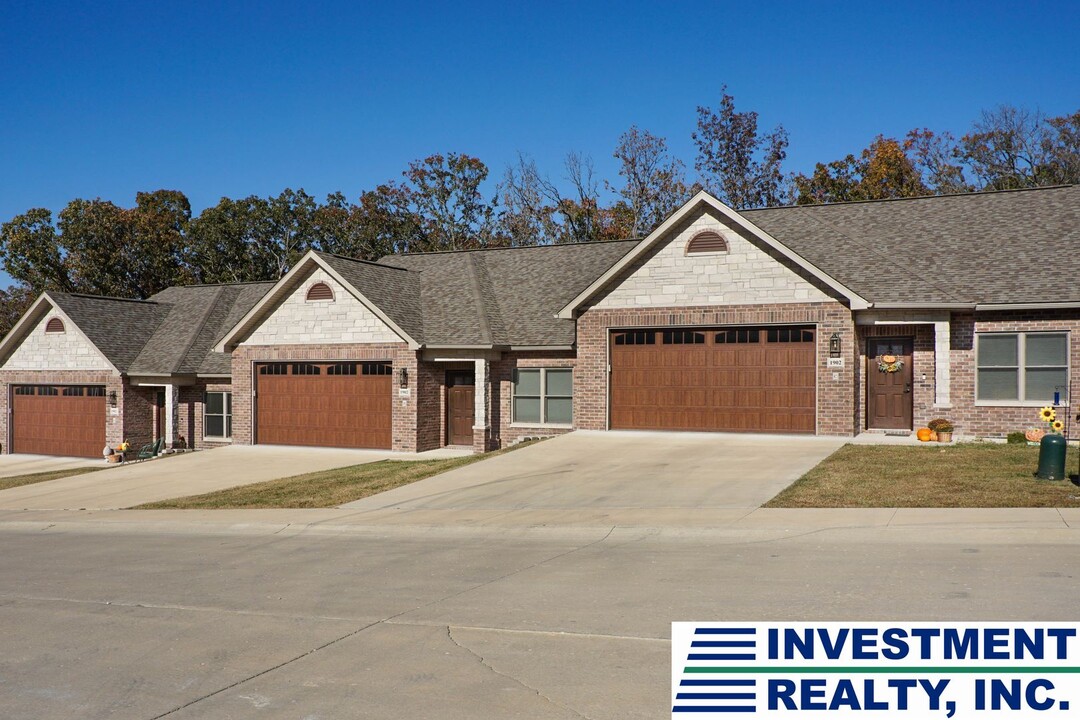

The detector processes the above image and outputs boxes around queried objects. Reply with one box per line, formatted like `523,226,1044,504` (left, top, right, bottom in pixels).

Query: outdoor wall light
108,390,117,408
399,367,409,388
829,333,842,357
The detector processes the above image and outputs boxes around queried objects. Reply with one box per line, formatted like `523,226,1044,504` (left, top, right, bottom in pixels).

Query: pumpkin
916,428,933,442
1025,428,1045,443
929,431,938,441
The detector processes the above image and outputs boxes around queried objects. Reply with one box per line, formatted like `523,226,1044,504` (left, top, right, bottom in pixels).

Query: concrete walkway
0,453,102,479
0,444,470,511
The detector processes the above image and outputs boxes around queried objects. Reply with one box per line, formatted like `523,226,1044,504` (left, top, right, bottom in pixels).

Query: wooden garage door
610,326,817,433
255,361,393,449
11,385,107,458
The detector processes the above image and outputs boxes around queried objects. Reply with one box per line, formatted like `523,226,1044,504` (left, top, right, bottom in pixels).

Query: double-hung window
512,368,573,425
976,332,1068,404
204,391,233,439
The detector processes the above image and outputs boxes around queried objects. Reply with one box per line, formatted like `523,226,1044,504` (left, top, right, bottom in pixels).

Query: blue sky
1,1,1077,288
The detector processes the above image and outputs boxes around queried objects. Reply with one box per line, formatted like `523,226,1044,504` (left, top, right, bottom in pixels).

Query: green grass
0,467,104,492
766,443,1080,508
136,440,540,509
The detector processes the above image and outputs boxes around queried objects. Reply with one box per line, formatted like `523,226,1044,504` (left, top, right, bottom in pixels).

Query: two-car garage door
255,361,393,449
610,326,817,433
11,385,107,458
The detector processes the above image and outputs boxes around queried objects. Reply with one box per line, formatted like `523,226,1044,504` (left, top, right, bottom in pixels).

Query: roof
742,185,1080,305
48,293,171,370
378,240,639,346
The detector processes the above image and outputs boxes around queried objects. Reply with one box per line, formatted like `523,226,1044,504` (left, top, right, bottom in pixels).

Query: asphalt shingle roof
48,293,171,371
742,185,1080,304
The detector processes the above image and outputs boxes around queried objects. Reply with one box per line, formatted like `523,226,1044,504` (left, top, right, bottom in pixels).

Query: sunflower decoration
877,354,904,373
1039,406,1056,423
1052,420,1065,433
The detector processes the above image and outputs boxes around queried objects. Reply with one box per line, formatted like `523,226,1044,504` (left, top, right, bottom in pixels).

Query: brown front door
255,361,393,449
867,337,914,430
609,326,817,433
11,385,107,458
446,370,475,446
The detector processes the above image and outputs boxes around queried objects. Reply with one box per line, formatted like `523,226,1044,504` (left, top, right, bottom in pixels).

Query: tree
693,87,789,209
402,153,496,250
498,155,559,247
0,285,37,338
904,129,972,195
0,208,73,292
794,136,928,205
189,196,278,283
610,126,691,236
126,190,195,296
958,105,1080,189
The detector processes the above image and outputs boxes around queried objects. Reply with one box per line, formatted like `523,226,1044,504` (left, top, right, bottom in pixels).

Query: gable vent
306,282,334,301
686,230,728,254
45,317,65,333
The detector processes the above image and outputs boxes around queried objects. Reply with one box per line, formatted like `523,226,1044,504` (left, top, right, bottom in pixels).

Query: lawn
765,443,1080,508
136,441,538,509
0,467,104,492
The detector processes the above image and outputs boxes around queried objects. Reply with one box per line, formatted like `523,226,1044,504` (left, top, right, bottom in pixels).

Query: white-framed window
204,391,233,439
976,332,1069,404
512,368,573,425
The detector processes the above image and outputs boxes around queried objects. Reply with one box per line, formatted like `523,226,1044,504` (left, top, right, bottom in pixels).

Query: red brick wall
489,351,577,447
229,343,418,452
948,310,1080,439
575,301,859,436
0,370,123,454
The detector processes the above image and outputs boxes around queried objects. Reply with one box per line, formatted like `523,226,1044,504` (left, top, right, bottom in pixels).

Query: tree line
1,91,1077,335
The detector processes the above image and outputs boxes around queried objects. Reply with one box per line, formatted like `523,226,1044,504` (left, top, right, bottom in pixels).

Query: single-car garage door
610,326,816,433
255,361,393,449
11,385,107,458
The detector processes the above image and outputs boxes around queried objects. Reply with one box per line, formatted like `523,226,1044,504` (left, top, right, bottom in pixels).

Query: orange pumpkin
916,428,933,442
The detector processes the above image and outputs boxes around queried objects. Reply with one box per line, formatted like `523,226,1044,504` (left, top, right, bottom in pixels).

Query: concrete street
0,433,1078,719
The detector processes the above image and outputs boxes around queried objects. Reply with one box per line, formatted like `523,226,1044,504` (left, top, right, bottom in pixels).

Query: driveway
340,430,844,522
0,445,467,511
0,454,101,479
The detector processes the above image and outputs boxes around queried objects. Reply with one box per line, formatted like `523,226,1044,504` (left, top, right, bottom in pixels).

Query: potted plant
928,418,954,443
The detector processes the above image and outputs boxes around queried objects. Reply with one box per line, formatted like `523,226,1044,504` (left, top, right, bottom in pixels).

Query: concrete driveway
0,454,101,479
0,445,467,511
340,430,844,523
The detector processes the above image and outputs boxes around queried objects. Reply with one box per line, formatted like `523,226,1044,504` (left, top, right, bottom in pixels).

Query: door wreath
877,354,904,373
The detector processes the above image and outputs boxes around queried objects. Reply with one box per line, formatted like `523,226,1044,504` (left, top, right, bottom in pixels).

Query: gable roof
742,184,1080,306
378,240,639,346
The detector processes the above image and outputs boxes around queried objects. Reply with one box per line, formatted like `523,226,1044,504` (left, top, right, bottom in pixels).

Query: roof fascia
556,191,870,318
975,302,1080,311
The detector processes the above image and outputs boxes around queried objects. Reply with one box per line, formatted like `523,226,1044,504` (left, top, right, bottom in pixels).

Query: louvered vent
306,282,334,301
45,317,65,333
686,230,728,254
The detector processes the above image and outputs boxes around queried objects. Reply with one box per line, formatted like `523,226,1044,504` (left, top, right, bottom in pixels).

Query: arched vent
45,317,65,333
306,282,334,301
686,230,728,254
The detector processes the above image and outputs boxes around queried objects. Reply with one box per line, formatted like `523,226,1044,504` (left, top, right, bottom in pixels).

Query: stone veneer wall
948,310,1080,440
0,371,122,453
230,343,418,452
575,302,858,436
2,311,113,371
591,209,833,309
855,323,937,432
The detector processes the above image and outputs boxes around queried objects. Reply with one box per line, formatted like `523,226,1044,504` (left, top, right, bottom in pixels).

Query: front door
867,337,914,430
446,370,475,446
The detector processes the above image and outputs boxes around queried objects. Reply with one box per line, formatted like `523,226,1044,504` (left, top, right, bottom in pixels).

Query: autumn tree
610,126,691,236
400,153,496,250
794,136,928,205
693,87,789,209
958,105,1080,189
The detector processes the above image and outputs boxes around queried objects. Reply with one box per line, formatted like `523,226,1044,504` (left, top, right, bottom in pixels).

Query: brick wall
575,301,858,436
948,310,1080,440
122,384,156,451
856,324,937,432
489,351,577,447
0,370,122,454
230,343,418,452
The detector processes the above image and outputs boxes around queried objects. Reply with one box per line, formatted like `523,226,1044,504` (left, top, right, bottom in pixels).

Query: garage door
610,326,816,433
255,361,393,449
11,385,107,458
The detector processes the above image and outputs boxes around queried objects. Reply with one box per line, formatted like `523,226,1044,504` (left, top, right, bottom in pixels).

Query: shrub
928,418,954,433
1006,431,1027,444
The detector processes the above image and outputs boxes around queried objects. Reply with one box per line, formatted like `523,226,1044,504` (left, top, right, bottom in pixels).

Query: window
767,327,815,343
292,362,321,375
62,387,84,397
663,330,705,345
362,362,393,376
259,363,289,375
306,282,334,301
716,328,760,344
613,331,656,345
686,230,728,254
976,332,1068,403
327,362,357,376
205,392,232,439
45,318,65,333
513,368,572,425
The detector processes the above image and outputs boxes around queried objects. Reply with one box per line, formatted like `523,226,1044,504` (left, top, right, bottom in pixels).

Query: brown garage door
610,326,817,433
255,361,393,449
11,385,107,458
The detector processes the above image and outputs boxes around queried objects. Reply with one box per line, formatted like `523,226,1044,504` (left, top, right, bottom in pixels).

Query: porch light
829,333,842,358
399,367,409,388
108,390,117,408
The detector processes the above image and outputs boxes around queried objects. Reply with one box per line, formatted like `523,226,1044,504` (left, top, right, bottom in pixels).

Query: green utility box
1036,433,1067,481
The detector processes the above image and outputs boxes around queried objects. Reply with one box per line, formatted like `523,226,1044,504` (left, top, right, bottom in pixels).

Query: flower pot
937,432,953,443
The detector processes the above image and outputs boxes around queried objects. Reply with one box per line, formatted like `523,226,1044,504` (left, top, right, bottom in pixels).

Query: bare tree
610,126,691,236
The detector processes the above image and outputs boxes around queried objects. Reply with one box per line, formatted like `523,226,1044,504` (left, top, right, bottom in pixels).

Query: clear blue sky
1,1,1077,287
